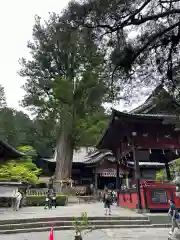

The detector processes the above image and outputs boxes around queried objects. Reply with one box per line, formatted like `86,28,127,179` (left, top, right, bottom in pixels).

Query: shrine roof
129,84,180,114
112,109,177,120
83,149,165,167
41,147,96,164
96,108,180,151
84,151,114,165
0,140,24,160
96,84,180,151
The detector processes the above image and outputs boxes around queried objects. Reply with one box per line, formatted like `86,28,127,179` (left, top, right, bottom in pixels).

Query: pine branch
132,20,180,63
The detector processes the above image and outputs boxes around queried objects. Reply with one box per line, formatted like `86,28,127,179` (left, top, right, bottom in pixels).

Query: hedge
25,195,68,206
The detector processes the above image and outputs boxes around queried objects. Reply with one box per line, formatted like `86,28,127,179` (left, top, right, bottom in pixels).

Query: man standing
15,190,22,211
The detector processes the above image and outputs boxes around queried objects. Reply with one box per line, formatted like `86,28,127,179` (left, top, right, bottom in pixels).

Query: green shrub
25,195,68,206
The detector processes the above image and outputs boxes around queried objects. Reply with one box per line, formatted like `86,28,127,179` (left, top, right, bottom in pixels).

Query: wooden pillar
126,173,129,188
132,143,142,211
165,162,171,181
116,161,120,205
95,172,98,190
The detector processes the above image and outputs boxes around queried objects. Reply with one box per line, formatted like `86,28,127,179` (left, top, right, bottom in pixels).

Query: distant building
0,140,23,199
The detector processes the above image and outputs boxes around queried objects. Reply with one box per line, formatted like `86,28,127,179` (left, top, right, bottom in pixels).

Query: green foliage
72,212,91,234
0,160,41,184
156,169,172,181
26,195,68,206
19,13,111,164
0,107,35,147
67,0,180,99
19,14,108,120
0,106,55,157
0,145,41,184
75,109,109,146
18,145,37,158
156,159,180,181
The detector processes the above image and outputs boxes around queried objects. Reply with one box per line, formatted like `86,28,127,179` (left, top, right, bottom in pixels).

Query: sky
0,0,69,111
0,0,145,113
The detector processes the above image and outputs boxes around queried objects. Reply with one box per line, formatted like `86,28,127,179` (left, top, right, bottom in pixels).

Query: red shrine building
39,85,180,211
91,85,180,212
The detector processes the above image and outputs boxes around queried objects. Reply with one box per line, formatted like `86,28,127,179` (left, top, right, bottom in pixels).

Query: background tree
156,158,180,181
0,85,6,108
0,108,35,147
0,105,107,158
19,14,110,181
67,0,180,102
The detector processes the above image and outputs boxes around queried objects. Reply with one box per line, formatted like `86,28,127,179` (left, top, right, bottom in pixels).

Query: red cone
49,225,54,240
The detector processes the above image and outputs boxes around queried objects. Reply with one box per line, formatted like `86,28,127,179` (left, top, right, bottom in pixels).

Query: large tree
66,0,180,101
19,13,110,181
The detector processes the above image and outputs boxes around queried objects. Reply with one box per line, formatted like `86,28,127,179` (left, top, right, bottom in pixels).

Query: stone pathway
0,228,170,239
0,203,140,220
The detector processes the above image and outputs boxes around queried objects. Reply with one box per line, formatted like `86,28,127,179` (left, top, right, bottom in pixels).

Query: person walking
15,190,22,211
52,189,56,208
168,199,179,235
12,189,18,211
103,188,112,215
44,191,51,210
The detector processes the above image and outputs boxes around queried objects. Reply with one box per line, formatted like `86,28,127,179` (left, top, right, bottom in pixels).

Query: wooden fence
26,187,104,198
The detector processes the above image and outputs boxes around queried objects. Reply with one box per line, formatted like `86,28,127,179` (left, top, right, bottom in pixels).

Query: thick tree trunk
54,130,74,181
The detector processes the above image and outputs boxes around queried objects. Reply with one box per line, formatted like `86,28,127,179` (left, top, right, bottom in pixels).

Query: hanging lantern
162,149,165,155
132,132,137,136
149,149,152,154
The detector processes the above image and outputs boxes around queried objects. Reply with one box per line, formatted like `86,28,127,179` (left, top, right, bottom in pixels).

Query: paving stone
0,203,140,220
0,228,170,240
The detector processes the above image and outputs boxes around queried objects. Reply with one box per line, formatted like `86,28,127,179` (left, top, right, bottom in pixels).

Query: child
168,199,179,235
103,188,111,215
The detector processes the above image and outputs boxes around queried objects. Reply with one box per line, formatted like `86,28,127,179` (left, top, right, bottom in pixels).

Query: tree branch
132,20,180,63
88,8,180,33
160,0,180,2
127,9,180,26
120,0,152,27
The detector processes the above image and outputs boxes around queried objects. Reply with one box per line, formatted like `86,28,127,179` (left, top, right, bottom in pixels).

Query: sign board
151,189,168,204
97,168,124,177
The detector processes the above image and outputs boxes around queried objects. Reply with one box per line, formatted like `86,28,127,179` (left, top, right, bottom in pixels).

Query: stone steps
0,215,152,234
0,215,173,234
0,219,151,230
0,216,149,225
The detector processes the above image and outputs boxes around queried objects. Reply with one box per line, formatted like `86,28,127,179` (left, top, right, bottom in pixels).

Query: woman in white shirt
15,190,22,211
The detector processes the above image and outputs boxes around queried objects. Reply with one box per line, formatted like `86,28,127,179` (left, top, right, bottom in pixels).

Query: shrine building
94,84,180,211
39,85,179,193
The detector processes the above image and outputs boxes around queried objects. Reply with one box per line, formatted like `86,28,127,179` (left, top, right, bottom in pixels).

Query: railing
26,188,49,195
26,186,87,196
